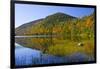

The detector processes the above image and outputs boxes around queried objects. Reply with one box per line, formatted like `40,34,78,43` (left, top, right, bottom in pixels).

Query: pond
15,36,94,66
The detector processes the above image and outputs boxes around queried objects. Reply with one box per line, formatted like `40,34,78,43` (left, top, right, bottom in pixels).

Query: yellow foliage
86,17,93,28
47,40,94,56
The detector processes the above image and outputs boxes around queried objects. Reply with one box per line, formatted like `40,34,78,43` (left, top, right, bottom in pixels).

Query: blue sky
15,4,94,28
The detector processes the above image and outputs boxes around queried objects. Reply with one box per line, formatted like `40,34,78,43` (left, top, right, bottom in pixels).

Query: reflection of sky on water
15,43,42,66
15,43,94,66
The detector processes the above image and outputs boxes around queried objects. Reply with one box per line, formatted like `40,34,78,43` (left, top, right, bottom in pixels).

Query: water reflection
15,43,42,66
15,36,94,66
15,36,54,52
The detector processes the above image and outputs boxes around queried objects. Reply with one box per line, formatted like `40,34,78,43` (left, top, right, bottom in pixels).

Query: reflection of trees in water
15,37,54,52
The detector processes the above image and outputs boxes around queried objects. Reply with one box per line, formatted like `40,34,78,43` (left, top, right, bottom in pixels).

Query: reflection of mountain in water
15,43,23,49
15,43,94,66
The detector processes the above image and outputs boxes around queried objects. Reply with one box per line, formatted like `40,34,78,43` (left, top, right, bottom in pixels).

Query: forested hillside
15,12,76,36
15,12,94,41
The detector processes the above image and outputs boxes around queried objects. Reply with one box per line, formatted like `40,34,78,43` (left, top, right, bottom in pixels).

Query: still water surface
15,36,94,66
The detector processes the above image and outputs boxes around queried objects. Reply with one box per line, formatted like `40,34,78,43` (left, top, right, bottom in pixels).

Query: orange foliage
86,17,93,28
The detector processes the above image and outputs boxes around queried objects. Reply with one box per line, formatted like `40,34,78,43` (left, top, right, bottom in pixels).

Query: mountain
15,19,44,35
45,12,76,23
16,19,44,29
15,12,77,36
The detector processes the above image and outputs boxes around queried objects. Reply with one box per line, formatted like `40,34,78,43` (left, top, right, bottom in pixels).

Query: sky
15,4,94,28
